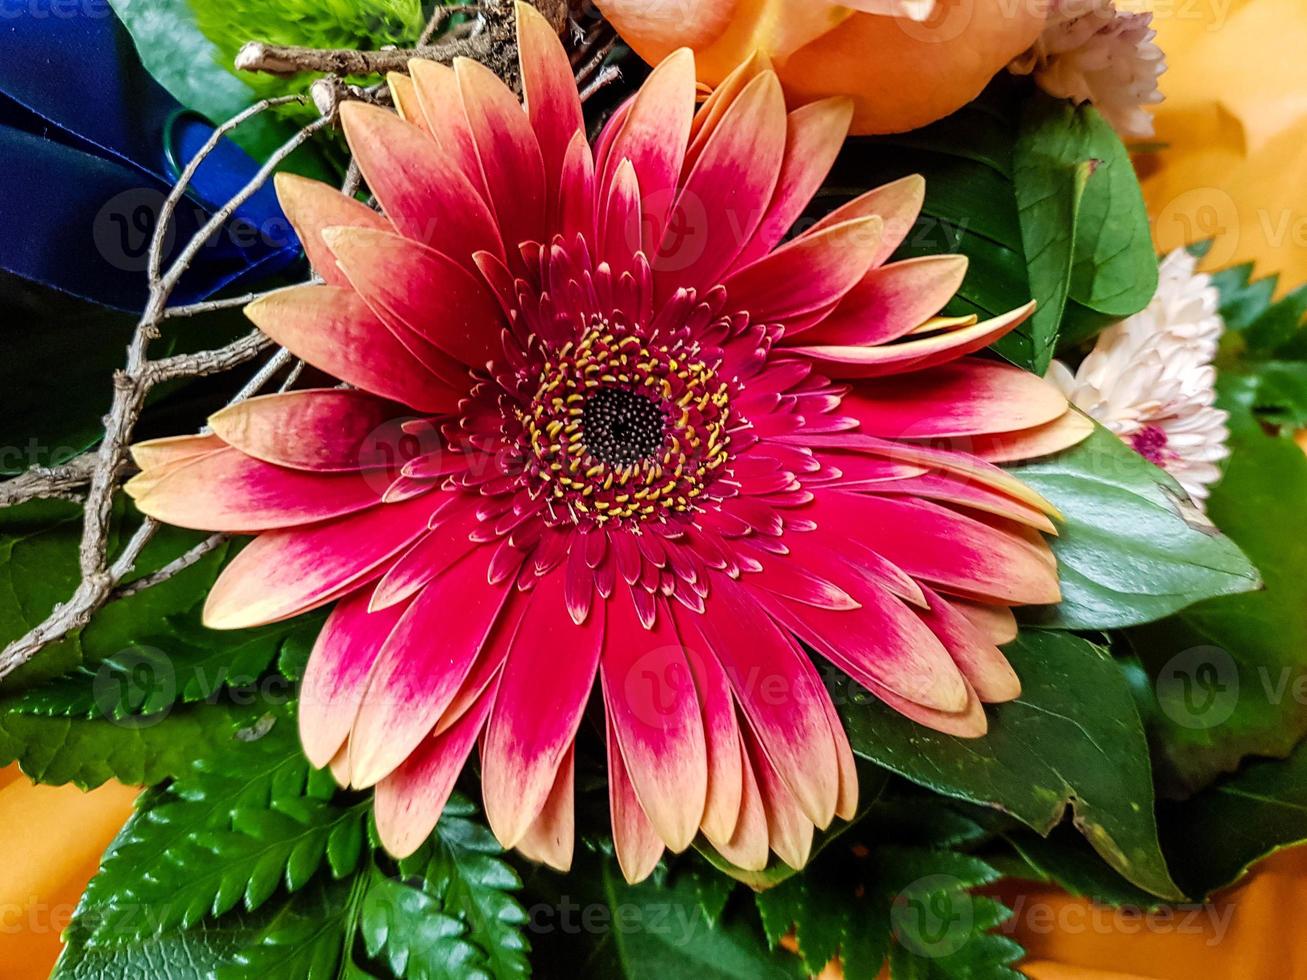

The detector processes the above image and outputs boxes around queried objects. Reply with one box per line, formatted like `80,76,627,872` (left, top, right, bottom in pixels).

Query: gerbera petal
672,606,744,845
967,408,1094,463
481,570,605,848
601,591,708,851
516,0,584,221
244,285,460,413
372,677,498,858
349,547,510,788
559,129,598,243
793,302,1037,378
202,493,436,629
721,216,883,324
386,71,430,135
454,56,548,255
272,173,389,288
841,359,1071,440
129,433,225,471
608,721,665,884
598,48,696,251
127,447,384,532
657,69,787,298
338,101,503,267
516,742,576,872
791,254,969,345
694,575,840,828
870,676,989,738
916,586,1021,703
710,736,770,871
407,60,488,199
299,590,407,769
733,97,855,270
208,390,408,473
872,471,1057,533
804,173,925,268
952,600,1019,646
821,491,1061,605
744,726,814,871
322,226,505,369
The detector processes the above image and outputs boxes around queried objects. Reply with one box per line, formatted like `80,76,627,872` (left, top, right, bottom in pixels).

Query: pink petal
273,173,389,288
671,605,744,845
601,591,708,851
454,56,548,256
349,546,510,788
693,575,840,828
803,174,925,268
481,570,604,847
386,71,431,135
792,302,1037,378
871,471,1057,533
791,254,968,345
656,70,787,298
841,359,1070,440
517,1,585,222
733,97,854,269
208,390,408,472
373,677,498,857
559,130,597,243
408,60,488,200
916,586,1020,703
244,285,460,413
744,725,814,870
721,216,883,324
869,676,989,738
323,226,505,369
598,48,696,252
338,101,503,267
202,493,437,629
299,590,407,769
516,741,576,872
952,600,1019,646
710,736,770,871
130,433,225,471
127,446,384,531
967,409,1094,463
608,719,665,884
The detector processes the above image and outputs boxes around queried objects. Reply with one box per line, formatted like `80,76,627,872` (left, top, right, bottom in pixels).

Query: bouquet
1,1,1304,976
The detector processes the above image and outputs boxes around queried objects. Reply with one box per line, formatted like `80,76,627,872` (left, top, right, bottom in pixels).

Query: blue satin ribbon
0,0,303,311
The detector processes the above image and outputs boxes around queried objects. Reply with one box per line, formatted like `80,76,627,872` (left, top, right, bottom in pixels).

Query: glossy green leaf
838,630,1184,900
1011,425,1259,629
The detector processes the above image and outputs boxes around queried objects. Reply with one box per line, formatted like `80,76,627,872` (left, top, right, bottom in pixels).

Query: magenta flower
129,4,1090,882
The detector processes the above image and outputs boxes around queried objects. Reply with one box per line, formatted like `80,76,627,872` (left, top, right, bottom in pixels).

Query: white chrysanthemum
1011,0,1165,139
1047,249,1230,507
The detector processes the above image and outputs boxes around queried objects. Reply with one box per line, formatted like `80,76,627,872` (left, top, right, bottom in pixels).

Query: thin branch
580,64,622,103
0,455,97,508
164,289,274,320
112,533,227,600
236,38,489,77
147,330,274,385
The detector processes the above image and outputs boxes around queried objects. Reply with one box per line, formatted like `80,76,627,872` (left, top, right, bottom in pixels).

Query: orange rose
595,0,1049,134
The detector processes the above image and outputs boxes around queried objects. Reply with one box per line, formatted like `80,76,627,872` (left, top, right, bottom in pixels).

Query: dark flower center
582,387,666,466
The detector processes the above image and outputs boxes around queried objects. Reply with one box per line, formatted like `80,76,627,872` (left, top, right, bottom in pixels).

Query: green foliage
1010,425,1259,629
838,630,1184,900
398,795,532,978
754,805,1022,980
1126,258,1307,792
57,715,526,980
524,853,803,979
1160,738,1307,900
824,79,1157,372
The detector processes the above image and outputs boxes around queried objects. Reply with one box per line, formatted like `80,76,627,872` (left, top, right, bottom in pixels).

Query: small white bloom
1011,0,1166,139
1047,249,1230,507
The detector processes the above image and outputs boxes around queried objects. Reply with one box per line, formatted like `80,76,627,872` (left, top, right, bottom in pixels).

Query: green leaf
523,853,803,979
360,869,480,980
1001,826,1167,908
824,80,1157,372
398,793,530,979
77,714,364,942
1129,379,1307,791
838,629,1184,900
1011,425,1260,629
755,841,1019,980
1160,738,1307,900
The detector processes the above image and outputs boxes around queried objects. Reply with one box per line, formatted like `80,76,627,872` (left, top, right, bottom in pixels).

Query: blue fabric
0,0,302,310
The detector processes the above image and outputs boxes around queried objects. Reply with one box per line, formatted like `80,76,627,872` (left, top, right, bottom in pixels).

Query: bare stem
0,455,97,508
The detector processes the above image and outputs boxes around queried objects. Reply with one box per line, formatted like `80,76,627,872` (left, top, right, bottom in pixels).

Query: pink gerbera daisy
129,3,1091,882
